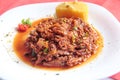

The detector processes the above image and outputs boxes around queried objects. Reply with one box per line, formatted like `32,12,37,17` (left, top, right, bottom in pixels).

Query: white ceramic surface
0,2,120,80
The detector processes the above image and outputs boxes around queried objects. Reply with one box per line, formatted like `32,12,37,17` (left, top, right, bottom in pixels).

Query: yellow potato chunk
56,2,88,22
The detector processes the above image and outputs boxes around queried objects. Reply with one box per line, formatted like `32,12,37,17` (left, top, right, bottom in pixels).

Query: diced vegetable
17,24,29,32
17,18,32,32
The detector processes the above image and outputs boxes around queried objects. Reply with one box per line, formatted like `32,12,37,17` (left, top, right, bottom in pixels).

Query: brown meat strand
24,17,99,67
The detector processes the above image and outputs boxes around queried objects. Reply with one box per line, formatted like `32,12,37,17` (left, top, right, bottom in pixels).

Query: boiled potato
56,2,88,22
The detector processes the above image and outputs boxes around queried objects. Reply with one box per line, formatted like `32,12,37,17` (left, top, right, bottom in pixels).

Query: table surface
0,0,120,80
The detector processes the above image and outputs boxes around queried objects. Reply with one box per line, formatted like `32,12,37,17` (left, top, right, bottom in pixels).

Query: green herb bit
31,50,36,57
5,33,9,37
21,19,26,24
26,18,32,26
21,18,32,27
43,48,48,53
73,26,78,30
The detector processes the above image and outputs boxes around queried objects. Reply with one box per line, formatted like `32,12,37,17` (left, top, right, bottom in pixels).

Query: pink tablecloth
0,0,120,79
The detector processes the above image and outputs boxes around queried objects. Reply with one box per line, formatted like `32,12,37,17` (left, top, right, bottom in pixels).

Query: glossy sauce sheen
13,19,104,70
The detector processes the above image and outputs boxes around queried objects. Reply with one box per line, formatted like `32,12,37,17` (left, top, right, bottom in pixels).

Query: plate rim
0,2,120,80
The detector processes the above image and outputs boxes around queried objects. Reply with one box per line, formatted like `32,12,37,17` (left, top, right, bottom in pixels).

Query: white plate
0,2,120,80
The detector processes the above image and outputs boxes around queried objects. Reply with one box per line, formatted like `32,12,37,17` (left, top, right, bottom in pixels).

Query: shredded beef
24,17,99,67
